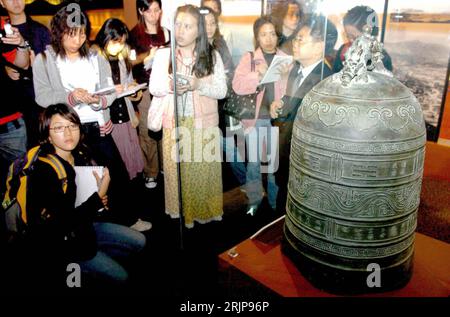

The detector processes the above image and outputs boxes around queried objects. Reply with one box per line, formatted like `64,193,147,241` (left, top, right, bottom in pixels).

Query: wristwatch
17,40,31,50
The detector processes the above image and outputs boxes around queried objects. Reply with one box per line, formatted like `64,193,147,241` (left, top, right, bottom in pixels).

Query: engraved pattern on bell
283,27,426,293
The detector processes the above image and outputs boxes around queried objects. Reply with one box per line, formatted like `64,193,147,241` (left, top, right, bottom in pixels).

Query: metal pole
261,0,267,16
380,0,389,43
320,1,328,80
170,10,185,250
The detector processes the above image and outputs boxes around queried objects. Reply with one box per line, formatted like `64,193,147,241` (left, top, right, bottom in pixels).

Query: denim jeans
244,119,279,209
78,222,146,284
222,129,246,186
0,118,27,162
0,118,27,194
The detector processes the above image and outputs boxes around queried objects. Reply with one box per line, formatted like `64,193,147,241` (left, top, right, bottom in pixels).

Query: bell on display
283,26,426,294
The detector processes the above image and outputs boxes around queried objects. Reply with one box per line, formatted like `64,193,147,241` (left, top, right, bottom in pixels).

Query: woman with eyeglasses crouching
24,104,146,290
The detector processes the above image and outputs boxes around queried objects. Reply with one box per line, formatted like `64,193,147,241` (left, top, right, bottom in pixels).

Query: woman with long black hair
149,5,227,228
129,0,169,189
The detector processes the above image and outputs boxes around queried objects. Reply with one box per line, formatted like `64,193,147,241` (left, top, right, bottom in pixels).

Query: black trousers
273,119,295,215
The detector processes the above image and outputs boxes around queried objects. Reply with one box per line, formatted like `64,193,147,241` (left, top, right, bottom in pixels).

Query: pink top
149,48,227,129
232,48,289,131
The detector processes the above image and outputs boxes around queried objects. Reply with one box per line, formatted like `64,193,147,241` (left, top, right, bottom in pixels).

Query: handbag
147,95,169,132
222,52,260,120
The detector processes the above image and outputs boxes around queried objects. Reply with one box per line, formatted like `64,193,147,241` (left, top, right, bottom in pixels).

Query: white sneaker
144,177,157,189
246,204,258,216
130,219,152,232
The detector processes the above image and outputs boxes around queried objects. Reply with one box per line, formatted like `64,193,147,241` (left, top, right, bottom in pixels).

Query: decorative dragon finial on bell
341,25,393,87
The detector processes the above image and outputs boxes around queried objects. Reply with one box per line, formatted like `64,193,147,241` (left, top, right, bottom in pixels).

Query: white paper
117,83,148,98
74,166,104,208
92,86,115,96
259,55,293,85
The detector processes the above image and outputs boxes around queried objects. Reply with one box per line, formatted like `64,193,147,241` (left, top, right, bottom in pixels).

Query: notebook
74,166,104,207
117,83,148,98
259,55,293,85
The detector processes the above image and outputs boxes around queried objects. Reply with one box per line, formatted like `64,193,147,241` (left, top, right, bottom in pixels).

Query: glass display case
383,0,450,141
224,0,449,140
161,0,449,239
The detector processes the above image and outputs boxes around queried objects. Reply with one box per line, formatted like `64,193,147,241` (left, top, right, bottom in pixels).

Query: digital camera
176,77,189,86
0,23,13,38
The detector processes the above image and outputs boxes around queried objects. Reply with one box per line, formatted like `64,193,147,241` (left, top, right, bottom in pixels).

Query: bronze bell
282,26,426,294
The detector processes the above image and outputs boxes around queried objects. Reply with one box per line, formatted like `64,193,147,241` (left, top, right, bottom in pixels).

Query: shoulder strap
38,155,68,194
249,51,255,72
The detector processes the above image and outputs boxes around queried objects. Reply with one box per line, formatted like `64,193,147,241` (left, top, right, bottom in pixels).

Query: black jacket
275,61,332,124
274,62,332,212
26,154,103,262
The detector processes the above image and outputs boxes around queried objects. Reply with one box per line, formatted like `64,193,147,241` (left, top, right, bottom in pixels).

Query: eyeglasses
292,36,315,45
50,124,80,133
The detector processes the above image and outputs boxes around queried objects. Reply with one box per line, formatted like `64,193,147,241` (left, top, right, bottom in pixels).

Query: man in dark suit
270,15,337,214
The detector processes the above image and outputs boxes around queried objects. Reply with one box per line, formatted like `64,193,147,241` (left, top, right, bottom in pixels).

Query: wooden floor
423,141,450,181
419,142,450,243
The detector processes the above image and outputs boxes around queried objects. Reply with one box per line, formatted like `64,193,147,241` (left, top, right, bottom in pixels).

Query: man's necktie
287,63,303,97
293,67,304,93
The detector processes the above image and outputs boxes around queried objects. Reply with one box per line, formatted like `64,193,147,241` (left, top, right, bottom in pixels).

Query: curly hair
50,5,91,58
270,0,304,37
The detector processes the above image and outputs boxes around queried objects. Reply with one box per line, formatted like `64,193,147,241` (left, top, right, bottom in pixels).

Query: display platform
218,218,450,297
